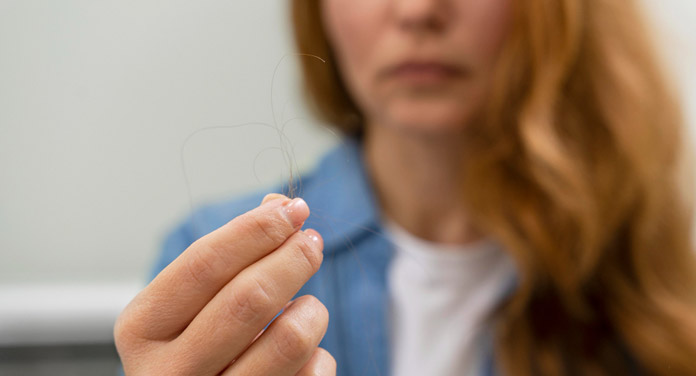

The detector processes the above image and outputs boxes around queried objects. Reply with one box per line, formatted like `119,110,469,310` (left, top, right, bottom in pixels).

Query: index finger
122,194,310,340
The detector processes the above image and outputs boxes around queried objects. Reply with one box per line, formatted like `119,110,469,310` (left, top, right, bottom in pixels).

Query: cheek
466,0,512,65
323,1,366,65
321,0,383,97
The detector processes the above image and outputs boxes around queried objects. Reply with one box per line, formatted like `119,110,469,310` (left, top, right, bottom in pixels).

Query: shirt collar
295,137,522,303
295,136,383,254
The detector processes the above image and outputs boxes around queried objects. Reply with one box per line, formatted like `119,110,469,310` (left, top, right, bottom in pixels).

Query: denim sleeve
148,218,197,283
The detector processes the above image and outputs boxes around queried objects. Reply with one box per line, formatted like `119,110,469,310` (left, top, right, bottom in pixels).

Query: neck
363,123,485,245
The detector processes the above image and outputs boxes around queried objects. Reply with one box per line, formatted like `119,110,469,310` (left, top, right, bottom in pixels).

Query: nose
392,0,450,34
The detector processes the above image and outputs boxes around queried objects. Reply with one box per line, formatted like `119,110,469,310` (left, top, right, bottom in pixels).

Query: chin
383,100,476,136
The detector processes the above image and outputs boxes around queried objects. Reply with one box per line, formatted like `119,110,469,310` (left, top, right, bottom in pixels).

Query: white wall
0,0,694,345
643,0,696,137
0,1,337,287
0,1,341,344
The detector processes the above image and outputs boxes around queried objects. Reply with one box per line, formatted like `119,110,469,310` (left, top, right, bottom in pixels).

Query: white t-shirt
384,219,517,376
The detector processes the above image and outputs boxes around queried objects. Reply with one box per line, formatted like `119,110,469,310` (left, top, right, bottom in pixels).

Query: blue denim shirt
151,137,639,376
153,137,515,375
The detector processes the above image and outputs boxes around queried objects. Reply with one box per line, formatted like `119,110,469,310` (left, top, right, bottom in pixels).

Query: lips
383,60,464,84
390,61,462,75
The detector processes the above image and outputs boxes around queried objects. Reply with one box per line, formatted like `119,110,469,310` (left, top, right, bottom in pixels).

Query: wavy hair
291,0,696,375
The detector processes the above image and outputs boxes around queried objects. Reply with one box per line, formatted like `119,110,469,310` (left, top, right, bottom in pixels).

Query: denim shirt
151,137,637,376
152,136,517,376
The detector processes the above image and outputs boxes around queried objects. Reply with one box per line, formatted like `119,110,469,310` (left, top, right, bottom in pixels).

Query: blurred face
321,0,511,136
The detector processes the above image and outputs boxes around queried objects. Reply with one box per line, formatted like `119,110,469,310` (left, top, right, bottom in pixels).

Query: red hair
291,0,696,374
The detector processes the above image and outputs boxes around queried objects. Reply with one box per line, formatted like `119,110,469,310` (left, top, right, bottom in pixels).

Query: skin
323,0,511,243
115,1,510,374
115,194,335,375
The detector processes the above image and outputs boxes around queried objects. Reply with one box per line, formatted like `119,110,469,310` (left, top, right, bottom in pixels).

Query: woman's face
321,0,511,136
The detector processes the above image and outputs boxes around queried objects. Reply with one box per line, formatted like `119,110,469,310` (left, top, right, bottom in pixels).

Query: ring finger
220,295,330,376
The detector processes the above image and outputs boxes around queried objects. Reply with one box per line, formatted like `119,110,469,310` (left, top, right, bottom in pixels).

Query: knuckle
113,312,131,348
113,308,143,353
272,296,328,363
305,295,330,335
296,347,336,376
292,234,323,273
244,213,289,245
273,315,315,362
185,239,221,286
226,276,275,324
316,347,337,373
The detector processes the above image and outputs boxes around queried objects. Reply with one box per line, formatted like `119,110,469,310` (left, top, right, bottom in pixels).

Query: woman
114,0,696,375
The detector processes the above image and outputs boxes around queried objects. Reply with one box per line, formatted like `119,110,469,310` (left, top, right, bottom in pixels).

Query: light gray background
0,0,694,354
0,1,338,287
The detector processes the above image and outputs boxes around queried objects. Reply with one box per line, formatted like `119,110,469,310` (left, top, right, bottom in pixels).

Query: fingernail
261,193,287,206
304,229,324,251
279,197,309,229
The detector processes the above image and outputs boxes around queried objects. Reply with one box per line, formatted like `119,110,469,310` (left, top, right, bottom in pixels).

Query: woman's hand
114,194,335,375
